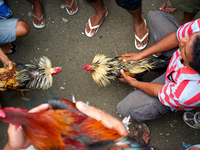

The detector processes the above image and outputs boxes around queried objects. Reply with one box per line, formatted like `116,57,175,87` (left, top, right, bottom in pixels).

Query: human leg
178,12,197,25
147,11,180,58
115,0,148,50
0,19,29,54
27,0,45,28
85,0,108,37
63,0,78,15
117,73,171,122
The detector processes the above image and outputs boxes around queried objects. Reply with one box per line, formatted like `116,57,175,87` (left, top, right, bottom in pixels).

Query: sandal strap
31,13,44,22
135,18,149,43
135,29,149,43
66,0,75,8
88,17,101,30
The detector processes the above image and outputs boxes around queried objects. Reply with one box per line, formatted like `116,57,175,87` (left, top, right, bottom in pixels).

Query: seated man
0,19,29,54
117,10,200,122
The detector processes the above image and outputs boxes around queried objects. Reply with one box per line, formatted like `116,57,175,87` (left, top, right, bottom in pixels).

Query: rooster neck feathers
16,56,55,90
85,54,169,86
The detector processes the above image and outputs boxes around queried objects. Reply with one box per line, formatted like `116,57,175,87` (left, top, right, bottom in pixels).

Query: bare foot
134,18,148,50
0,43,12,54
64,0,78,15
159,0,177,13
132,125,150,145
31,1,45,27
85,7,107,37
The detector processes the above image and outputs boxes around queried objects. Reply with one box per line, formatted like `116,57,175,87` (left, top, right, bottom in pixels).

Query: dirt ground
0,0,200,149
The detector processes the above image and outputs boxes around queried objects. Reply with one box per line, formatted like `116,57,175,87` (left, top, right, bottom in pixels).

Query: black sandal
132,123,150,146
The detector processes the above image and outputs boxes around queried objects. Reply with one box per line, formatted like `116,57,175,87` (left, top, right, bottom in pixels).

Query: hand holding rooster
4,103,52,150
122,51,146,62
3,101,128,150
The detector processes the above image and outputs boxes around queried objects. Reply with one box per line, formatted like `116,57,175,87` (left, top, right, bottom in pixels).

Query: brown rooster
83,54,169,86
0,56,61,95
0,98,147,150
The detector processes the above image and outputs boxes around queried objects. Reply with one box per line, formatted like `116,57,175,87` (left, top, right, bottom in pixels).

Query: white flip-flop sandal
85,11,108,37
135,18,149,50
31,5,45,29
65,0,79,16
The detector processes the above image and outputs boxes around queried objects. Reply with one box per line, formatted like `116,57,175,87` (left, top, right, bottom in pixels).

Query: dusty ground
0,0,200,149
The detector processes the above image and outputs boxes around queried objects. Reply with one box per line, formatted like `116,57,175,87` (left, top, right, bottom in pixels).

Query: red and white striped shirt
158,18,200,111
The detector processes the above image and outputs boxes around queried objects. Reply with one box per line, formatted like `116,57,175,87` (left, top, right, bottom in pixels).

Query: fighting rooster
83,54,169,86
0,56,61,94
0,98,148,150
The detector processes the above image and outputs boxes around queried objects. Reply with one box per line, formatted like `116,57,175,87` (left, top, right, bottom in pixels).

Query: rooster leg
18,89,29,96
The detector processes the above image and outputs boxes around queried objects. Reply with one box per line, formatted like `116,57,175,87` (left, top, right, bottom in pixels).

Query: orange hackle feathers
0,98,123,150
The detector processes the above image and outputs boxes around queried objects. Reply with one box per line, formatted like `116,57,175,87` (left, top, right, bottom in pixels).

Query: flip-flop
135,18,149,50
85,11,108,37
65,0,79,16
6,42,18,55
31,5,45,29
132,123,150,146
159,1,177,13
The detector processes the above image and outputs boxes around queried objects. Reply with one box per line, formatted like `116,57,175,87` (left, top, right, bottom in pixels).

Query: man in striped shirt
117,10,200,122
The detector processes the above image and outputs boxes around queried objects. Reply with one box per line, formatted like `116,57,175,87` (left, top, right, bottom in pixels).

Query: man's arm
119,70,164,97
123,31,179,61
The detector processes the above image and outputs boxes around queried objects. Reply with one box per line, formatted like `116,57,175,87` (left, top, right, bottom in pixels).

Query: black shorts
85,0,141,10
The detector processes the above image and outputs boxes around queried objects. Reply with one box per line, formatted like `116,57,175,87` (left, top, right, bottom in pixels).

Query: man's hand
118,69,139,87
0,47,14,70
4,104,52,150
76,101,128,136
122,51,145,62
3,58,14,70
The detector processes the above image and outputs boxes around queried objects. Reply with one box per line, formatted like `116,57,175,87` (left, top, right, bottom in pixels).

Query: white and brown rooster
0,56,61,95
83,54,169,86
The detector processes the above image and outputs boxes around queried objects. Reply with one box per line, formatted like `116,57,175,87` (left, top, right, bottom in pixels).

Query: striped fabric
158,18,200,111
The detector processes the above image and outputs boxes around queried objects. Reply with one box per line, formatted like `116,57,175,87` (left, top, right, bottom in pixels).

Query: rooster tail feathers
16,56,53,90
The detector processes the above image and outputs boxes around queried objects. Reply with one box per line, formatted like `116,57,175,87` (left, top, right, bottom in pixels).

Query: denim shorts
0,18,18,45
85,0,141,10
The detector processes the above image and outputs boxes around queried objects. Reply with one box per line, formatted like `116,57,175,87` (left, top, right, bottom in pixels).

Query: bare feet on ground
85,7,107,37
0,43,13,54
64,0,78,15
159,0,177,13
31,1,45,26
134,18,148,49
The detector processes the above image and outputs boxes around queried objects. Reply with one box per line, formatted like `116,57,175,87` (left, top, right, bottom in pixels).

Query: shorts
85,0,141,10
0,18,18,45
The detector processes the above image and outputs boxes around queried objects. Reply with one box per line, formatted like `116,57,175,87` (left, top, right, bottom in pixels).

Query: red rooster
83,54,169,86
0,56,61,95
0,98,147,150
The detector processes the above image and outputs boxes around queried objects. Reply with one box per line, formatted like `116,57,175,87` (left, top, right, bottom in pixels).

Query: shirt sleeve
176,18,200,41
158,80,200,109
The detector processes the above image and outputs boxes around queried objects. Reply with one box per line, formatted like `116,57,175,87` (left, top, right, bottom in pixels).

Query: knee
16,20,30,37
147,11,158,21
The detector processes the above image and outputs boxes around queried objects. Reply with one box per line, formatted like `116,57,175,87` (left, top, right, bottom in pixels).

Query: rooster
0,56,61,95
83,54,169,86
0,98,149,150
